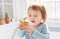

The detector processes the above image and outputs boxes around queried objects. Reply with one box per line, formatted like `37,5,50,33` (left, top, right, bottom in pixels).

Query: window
26,0,60,29
40,0,60,19
0,0,13,18
27,0,60,19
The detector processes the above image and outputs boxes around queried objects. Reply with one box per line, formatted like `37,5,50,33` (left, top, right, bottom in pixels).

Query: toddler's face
28,8,42,27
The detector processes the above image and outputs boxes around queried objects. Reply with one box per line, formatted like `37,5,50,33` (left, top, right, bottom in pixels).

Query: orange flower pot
5,17,10,24
0,20,3,25
21,22,28,30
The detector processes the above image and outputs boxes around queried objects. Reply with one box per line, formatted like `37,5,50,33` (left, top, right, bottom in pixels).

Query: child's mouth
31,21,35,23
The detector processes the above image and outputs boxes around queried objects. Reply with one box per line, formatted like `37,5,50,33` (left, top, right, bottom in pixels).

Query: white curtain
13,0,27,20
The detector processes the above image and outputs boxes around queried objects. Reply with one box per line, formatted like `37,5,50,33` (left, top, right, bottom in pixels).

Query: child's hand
18,21,28,30
19,23,27,30
27,26,34,35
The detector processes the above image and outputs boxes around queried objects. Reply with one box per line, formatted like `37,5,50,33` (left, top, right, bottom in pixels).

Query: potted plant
19,17,28,30
5,12,10,24
0,17,3,25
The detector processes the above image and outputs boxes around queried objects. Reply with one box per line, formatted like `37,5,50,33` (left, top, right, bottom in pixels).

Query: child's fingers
25,26,28,29
27,26,34,32
20,20,23,23
20,25,28,30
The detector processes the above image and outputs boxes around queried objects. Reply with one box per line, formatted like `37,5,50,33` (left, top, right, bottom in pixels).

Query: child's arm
12,28,26,39
31,25,50,39
16,28,26,38
16,20,27,38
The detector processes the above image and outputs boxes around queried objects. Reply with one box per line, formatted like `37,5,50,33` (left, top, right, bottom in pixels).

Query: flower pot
20,22,28,30
5,17,10,24
0,20,3,25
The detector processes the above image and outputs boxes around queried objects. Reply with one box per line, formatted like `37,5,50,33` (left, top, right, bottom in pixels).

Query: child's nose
31,17,35,20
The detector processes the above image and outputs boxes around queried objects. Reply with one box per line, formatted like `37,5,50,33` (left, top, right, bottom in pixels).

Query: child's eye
29,15,31,17
34,15,37,17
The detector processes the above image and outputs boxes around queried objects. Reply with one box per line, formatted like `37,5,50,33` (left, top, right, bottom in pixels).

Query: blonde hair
28,5,46,23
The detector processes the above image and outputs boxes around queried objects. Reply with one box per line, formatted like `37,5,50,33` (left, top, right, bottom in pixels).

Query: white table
0,21,20,39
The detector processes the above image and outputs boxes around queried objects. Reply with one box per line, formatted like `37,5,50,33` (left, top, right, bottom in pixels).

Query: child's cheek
28,18,31,21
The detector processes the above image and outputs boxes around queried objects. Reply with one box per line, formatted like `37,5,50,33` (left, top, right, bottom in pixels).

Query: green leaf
5,12,8,17
0,17,2,21
21,17,27,22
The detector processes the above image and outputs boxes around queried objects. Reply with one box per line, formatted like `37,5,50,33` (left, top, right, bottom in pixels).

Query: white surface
0,21,19,39
50,31,60,39
13,0,27,20
0,21,60,39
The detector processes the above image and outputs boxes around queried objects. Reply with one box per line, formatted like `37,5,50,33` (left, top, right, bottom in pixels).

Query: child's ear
41,19,43,23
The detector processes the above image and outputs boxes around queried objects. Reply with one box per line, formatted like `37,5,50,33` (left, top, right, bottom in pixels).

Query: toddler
16,5,50,39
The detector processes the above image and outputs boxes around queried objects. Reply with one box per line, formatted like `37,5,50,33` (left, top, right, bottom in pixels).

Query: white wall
13,0,27,20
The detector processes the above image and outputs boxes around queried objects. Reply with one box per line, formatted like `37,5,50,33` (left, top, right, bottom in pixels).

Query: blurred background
0,0,60,39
